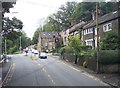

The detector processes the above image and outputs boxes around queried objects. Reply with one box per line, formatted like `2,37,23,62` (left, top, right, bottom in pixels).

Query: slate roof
69,21,86,34
40,32,59,38
83,11,119,29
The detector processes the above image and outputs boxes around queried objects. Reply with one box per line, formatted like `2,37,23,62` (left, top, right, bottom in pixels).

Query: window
108,23,112,30
84,30,86,35
103,23,112,32
84,28,93,35
103,25,107,32
85,39,93,46
88,28,93,33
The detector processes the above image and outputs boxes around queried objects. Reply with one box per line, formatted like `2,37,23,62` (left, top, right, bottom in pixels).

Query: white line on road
42,68,45,71
41,67,56,85
58,61,80,72
51,79,55,85
57,60,109,86
48,74,51,78
44,69,47,73
38,64,41,66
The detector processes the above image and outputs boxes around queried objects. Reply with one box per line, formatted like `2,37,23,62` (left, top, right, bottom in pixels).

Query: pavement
51,55,120,88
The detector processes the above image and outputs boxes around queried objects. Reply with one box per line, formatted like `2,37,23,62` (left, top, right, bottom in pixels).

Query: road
3,54,110,86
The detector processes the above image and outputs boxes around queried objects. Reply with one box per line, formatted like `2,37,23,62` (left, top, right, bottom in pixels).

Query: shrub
97,50,119,64
100,31,119,50
8,45,17,54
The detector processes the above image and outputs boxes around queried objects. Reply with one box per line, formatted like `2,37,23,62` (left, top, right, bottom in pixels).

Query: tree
71,2,117,22
47,1,77,31
68,36,82,64
100,31,120,50
21,32,32,49
32,27,41,44
4,31,31,54
2,17,23,36
2,2,16,13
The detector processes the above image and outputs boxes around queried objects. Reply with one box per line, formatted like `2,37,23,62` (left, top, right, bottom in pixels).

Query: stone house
37,32,59,52
82,11,119,48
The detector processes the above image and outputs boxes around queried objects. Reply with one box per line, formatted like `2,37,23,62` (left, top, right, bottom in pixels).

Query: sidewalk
52,55,120,88
78,65,119,88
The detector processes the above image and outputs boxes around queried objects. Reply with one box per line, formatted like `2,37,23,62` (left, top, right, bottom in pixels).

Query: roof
69,21,86,34
40,32,59,38
83,11,119,29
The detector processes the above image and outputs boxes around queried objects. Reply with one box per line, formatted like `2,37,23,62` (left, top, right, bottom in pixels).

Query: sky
4,0,80,39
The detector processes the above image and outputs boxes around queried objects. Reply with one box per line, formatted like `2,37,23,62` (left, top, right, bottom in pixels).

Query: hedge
97,50,119,64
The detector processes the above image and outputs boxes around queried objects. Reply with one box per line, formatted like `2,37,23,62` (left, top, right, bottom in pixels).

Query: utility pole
0,1,2,56
96,3,99,73
20,36,21,53
5,37,7,54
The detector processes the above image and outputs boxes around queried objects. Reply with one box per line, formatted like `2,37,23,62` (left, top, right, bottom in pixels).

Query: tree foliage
32,27,41,44
2,2,16,13
68,36,82,56
100,31,120,50
2,31,32,54
40,2,117,33
2,17,23,36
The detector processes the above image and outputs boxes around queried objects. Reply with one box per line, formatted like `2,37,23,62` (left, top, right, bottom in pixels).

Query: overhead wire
18,0,59,9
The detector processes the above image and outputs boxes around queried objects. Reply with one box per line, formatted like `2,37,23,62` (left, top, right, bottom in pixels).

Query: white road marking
38,64,41,66
44,69,47,73
58,61,80,72
41,67,56,85
51,79,55,84
48,75,50,78
57,60,108,86
42,68,45,71
34,60,37,63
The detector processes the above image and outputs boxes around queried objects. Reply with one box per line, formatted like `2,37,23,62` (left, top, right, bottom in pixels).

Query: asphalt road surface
5,54,110,86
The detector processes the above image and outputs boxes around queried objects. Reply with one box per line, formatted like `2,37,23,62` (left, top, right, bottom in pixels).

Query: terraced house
82,11,119,48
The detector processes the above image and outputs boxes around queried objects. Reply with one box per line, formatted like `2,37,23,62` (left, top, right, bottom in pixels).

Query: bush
8,45,17,54
60,46,73,54
97,50,119,64
100,31,120,50
81,45,92,52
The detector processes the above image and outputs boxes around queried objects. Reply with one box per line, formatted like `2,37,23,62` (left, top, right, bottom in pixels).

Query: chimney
71,20,77,26
92,11,96,20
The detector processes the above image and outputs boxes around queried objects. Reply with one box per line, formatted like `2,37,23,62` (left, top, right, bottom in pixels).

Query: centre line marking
48,75,50,78
44,69,47,73
38,64,40,66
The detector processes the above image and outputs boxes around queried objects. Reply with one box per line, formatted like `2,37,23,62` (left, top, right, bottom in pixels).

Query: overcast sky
4,0,81,39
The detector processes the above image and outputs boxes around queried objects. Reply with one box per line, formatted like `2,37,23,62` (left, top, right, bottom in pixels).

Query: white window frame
85,39,93,46
84,28,93,35
103,23,112,32
108,23,112,30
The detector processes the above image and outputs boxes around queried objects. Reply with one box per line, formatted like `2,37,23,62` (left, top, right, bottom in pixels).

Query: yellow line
1,63,13,85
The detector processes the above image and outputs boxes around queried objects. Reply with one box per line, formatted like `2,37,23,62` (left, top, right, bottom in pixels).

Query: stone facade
37,32,59,52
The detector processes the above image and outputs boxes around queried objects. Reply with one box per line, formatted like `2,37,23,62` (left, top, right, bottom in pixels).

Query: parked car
39,52,47,59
